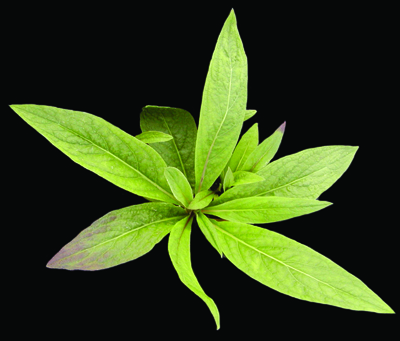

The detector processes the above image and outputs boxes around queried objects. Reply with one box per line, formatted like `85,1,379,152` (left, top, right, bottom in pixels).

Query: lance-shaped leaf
11,104,178,204
164,167,193,207
47,203,187,270
140,105,197,190
195,9,248,193
196,212,223,257
135,131,173,144
212,220,394,314
229,123,258,172
232,171,264,187
243,109,257,121
223,167,234,192
241,122,286,172
211,145,358,206
188,190,214,210
203,197,331,224
168,216,220,329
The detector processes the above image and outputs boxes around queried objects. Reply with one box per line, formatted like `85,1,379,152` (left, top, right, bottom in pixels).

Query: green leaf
211,145,358,206
203,197,331,224
140,105,197,190
231,171,264,186
47,203,187,270
188,190,214,210
195,9,248,193
212,220,394,314
243,110,257,121
168,215,220,329
164,167,193,207
241,122,285,172
11,105,179,204
223,167,234,192
196,212,223,257
229,123,258,172
135,131,173,143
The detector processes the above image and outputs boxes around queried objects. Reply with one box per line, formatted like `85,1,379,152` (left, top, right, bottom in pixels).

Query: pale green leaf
203,197,331,224
135,131,173,143
140,105,197,190
47,203,187,270
188,190,214,210
232,171,264,186
10,105,178,204
196,212,223,257
241,122,285,172
195,9,248,193
243,109,257,121
168,216,220,329
164,167,193,207
223,167,234,192
211,146,358,206
212,220,394,313
229,123,258,172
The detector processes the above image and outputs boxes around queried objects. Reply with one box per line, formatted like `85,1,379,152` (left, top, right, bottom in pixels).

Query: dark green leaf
140,105,197,190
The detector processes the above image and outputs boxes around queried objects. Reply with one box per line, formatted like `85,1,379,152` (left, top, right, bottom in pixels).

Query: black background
3,2,397,337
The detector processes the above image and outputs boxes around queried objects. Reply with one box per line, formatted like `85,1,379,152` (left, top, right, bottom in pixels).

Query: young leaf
164,167,193,207
196,212,223,257
47,203,187,271
195,9,248,193
223,167,234,192
203,197,331,224
168,215,220,329
11,104,179,204
212,220,394,314
243,110,257,121
231,171,264,186
241,122,286,172
188,190,214,210
229,123,259,172
135,131,173,143
140,105,197,190
211,145,358,206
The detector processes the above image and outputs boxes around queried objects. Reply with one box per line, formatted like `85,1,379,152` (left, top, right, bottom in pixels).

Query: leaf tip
278,121,286,133
46,257,58,269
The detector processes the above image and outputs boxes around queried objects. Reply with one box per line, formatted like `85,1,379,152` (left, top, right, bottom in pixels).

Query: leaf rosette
10,9,394,330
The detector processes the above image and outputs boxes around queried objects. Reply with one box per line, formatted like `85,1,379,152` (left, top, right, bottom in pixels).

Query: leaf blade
241,122,285,172
196,212,223,257
164,167,193,207
204,197,331,224
232,171,264,186
135,131,173,143
47,203,187,270
223,167,234,192
243,109,257,121
140,105,197,190
168,215,220,329
11,104,178,204
228,123,259,172
212,220,394,313
195,9,248,192
188,190,214,210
